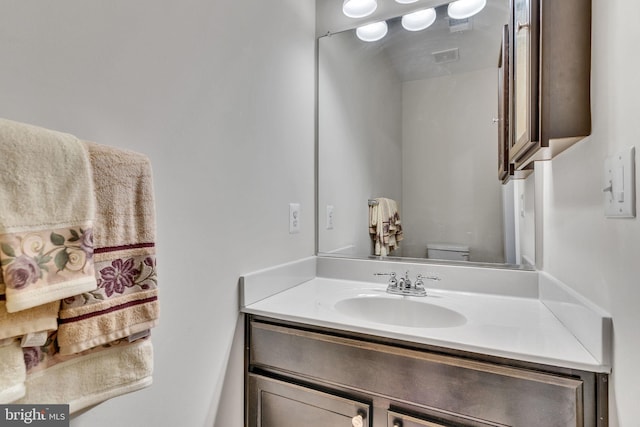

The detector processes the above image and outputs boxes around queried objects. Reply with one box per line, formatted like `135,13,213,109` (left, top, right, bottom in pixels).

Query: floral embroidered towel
0,118,96,313
57,142,158,355
17,332,153,413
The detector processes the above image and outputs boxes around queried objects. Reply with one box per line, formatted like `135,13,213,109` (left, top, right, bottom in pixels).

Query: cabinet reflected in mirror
317,0,535,268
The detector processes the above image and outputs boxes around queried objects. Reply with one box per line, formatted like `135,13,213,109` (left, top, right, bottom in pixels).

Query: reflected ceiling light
395,0,419,4
447,0,487,19
343,0,377,18
356,21,388,42
401,8,437,31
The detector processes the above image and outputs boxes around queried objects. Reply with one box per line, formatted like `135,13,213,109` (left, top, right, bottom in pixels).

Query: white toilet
426,243,470,261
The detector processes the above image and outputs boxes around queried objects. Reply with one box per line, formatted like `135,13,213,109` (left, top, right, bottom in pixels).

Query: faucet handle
374,272,398,287
416,273,441,286
374,272,397,279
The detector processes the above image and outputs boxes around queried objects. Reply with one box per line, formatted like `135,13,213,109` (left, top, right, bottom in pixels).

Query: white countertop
242,277,608,373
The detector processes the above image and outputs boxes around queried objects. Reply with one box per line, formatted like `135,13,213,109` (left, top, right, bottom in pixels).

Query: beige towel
0,339,27,403
369,197,403,256
17,333,153,413
0,283,59,340
0,118,96,313
57,142,158,355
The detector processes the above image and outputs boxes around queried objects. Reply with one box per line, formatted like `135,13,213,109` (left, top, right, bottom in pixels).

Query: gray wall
525,1,640,425
402,68,504,262
0,1,315,426
318,30,403,256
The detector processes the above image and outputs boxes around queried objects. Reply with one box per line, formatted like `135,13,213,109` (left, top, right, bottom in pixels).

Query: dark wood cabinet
499,0,591,180
246,316,608,427
508,0,591,171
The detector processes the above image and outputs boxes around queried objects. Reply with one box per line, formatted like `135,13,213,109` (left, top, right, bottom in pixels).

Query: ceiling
317,0,510,81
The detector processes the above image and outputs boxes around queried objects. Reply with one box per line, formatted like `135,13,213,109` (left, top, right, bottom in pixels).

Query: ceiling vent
432,48,460,64
449,17,472,32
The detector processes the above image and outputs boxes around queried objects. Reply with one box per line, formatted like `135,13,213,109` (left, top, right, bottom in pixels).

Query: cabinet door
497,24,510,182
388,409,506,427
509,0,539,164
247,374,370,427
388,413,446,427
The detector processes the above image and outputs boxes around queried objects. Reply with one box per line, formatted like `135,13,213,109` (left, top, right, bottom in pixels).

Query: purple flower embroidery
80,228,94,258
4,255,40,289
98,258,140,297
23,347,42,371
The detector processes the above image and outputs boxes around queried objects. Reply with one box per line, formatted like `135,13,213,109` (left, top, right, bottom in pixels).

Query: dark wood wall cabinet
246,316,608,427
499,0,591,181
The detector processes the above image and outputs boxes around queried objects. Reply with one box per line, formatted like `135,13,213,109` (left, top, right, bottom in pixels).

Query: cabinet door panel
388,409,506,427
510,0,539,161
497,24,509,182
248,374,370,427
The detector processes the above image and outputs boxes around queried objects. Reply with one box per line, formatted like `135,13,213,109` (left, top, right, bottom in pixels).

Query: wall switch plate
604,147,635,218
289,203,300,233
326,205,334,230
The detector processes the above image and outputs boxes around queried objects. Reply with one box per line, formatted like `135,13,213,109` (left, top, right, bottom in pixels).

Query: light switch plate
604,147,635,218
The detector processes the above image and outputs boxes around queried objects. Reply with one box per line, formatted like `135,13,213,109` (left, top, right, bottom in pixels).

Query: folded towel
0,339,27,403
369,197,403,256
0,281,59,340
17,332,153,413
57,142,158,355
0,118,96,313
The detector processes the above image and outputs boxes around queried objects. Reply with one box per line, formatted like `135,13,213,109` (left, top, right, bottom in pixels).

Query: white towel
0,118,96,312
0,339,27,403
17,335,153,414
369,197,403,256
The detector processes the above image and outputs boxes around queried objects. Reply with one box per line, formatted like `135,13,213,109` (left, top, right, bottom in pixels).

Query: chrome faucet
399,271,411,290
375,271,440,297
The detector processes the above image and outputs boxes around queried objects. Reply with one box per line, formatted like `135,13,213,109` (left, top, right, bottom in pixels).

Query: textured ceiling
318,0,509,81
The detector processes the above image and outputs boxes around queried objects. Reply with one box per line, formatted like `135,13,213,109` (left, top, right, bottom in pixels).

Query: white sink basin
334,296,467,328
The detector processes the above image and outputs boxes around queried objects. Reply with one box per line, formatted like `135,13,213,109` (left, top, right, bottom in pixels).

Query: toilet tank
426,243,470,261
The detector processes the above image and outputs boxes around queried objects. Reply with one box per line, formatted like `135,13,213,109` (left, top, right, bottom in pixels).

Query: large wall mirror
316,0,536,269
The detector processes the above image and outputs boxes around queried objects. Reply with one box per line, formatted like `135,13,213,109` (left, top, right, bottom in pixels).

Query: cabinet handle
517,21,530,32
352,414,364,427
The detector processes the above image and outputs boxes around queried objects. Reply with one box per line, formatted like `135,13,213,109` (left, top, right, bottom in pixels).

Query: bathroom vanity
246,316,606,427
241,258,611,427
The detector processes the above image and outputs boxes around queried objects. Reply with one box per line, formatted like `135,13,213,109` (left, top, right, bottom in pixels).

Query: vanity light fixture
447,0,486,19
401,8,437,31
356,20,388,42
343,0,377,18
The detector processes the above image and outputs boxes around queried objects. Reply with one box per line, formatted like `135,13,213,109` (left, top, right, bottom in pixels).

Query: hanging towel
0,281,59,341
57,141,158,355
0,118,96,313
16,332,153,414
0,338,27,403
369,197,403,256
